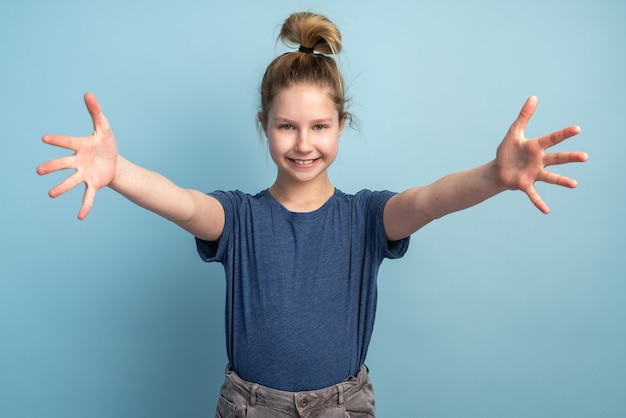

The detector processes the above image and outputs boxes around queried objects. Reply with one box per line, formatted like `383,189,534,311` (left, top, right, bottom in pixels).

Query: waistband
223,364,370,412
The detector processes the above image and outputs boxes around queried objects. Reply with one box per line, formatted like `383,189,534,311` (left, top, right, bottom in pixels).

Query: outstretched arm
383,96,588,241
37,93,224,241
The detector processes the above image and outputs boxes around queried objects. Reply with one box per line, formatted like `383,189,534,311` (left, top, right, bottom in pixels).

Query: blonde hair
259,12,349,124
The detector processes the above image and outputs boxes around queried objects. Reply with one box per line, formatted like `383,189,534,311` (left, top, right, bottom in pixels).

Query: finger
524,184,550,214
544,151,589,167
537,125,582,150
77,185,97,220
42,134,84,151
84,92,111,132
48,171,84,198
37,155,77,175
538,169,579,189
510,96,538,134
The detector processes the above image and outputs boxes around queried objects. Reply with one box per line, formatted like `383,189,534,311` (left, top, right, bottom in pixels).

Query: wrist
489,159,509,192
109,155,127,191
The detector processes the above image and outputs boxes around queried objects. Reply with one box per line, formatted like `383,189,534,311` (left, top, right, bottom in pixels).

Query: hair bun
279,12,342,55
259,12,349,125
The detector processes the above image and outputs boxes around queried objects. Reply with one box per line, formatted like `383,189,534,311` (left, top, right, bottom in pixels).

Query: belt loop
250,383,259,406
337,384,344,407
358,364,367,383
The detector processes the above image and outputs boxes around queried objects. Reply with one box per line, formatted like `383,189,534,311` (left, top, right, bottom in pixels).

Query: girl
37,11,587,418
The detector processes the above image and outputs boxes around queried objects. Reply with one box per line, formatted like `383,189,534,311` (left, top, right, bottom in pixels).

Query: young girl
37,11,587,418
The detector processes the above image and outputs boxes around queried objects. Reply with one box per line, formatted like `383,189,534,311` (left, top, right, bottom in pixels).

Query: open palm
37,93,118,220
496,96,587,214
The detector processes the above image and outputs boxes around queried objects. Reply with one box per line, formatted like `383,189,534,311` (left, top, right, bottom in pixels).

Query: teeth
294,159,315,165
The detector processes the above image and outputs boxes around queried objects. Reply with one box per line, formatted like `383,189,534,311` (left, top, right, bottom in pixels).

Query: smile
291,158,318,165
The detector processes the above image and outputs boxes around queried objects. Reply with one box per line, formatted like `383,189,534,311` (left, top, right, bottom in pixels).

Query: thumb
84,92,111,133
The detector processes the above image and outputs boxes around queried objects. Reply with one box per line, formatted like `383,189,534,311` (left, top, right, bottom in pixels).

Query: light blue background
1,0,624,417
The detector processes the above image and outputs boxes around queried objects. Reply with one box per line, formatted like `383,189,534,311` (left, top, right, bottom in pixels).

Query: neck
269,175,335,212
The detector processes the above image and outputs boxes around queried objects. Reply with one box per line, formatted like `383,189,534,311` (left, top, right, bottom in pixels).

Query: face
261,84,345,187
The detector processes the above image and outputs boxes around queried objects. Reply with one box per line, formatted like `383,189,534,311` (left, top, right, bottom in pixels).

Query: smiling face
261,84,345,189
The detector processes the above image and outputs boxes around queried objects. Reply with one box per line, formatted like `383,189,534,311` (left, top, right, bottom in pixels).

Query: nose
294,130,314,153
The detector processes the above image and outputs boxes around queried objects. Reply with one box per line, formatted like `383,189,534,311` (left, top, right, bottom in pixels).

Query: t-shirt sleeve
195,190,234,263
363,190,411,260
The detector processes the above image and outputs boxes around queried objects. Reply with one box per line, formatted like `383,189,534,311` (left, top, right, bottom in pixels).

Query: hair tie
298,45,315,53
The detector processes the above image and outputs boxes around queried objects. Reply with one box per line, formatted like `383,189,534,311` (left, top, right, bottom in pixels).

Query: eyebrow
272,116,335,124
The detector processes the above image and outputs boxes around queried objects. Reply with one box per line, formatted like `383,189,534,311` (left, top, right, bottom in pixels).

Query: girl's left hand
495,96,588,214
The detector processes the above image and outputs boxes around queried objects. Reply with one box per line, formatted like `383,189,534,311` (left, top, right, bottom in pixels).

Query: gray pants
215,365,376,417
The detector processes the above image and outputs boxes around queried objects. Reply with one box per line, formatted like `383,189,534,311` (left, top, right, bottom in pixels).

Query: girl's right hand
37,93,118,220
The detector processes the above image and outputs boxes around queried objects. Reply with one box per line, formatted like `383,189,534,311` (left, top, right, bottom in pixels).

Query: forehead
270,84,338,121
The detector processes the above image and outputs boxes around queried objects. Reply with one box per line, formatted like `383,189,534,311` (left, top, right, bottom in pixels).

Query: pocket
344,378,376,417
216,395,236,418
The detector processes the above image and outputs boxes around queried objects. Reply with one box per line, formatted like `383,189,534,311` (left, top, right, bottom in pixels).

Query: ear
258,112,268,136
339,113,347,136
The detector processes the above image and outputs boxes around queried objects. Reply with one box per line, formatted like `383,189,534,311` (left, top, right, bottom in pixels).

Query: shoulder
209,189,270,207
335,189,398,206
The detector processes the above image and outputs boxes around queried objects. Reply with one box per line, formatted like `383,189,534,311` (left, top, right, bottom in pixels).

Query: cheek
321,135,340,157
327,147,339,165
267,136,285,163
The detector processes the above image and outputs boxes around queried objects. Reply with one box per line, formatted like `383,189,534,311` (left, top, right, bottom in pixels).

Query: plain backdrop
1,0,624,417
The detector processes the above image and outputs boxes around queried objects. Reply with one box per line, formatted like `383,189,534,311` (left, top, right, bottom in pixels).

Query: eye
280,124,294,130
313,124,326,131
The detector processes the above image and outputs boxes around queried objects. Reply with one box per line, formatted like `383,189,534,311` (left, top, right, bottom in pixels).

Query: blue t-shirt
195,188,409,391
